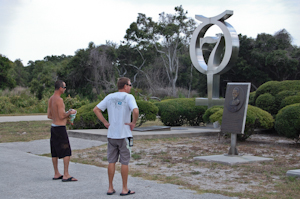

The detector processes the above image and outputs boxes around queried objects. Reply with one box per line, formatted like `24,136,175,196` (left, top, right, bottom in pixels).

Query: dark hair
55,80,64,90
117,77,130,90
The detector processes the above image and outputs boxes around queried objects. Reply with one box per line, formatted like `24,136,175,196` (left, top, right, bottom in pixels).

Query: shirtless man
47,80,77,182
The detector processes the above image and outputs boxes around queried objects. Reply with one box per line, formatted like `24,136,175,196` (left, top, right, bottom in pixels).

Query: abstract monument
189,10,239,108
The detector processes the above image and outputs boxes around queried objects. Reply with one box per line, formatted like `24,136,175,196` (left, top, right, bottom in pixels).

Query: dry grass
71,134,300,199
0,120,52,142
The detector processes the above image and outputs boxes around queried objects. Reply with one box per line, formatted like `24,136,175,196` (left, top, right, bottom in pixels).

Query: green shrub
72,99,159,129
255,93,276,115
280,95,300,110
248,91,256,105
276,90,300,110
203,106,223,123
64,95,90,110
0,96,17,114
209,105,274,141
209,109,223,125
9,94,37,108
136,100,158,127
275,103,300,140
154,98,207,126
254,80,300,115
72,101,108,129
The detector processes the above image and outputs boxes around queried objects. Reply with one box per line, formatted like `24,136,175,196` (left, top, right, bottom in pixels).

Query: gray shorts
107,138,130,165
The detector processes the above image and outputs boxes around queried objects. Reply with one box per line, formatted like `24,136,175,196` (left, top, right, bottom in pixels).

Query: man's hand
125,122,136,131
68,109,77,114
103,121,110,129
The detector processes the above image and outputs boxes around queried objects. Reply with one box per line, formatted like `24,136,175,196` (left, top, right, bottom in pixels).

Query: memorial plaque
221,83,251,134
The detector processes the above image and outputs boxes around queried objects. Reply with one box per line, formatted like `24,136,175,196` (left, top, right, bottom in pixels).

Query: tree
0,54,16,90
221,30,299,92
88,44,117,94
8,59,28,87
124,5,196,97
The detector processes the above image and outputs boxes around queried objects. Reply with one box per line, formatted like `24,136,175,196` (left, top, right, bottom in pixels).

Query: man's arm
57,98,75,119
93,106,110,129
47,99,52,119
125,108,139,131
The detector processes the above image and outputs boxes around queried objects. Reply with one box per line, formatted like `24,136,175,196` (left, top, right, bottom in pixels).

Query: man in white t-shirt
93,77,139,196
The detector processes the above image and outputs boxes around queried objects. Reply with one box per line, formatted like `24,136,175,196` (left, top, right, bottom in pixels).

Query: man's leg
121,164,135,194
52,157,62,178
62,156,77,181
108,163,116,193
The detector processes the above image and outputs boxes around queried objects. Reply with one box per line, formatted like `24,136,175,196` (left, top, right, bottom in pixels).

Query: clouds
0,0,299,66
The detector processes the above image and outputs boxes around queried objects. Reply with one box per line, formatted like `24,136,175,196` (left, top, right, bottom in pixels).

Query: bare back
47,94,67,126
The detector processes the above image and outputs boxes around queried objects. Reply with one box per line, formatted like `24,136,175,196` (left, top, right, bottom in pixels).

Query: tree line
1,6,299,101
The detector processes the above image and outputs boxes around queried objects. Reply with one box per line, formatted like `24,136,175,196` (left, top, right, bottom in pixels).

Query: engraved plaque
221,83,251,134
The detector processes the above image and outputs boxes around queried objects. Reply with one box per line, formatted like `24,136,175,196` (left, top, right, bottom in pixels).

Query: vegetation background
1,6,299,103
1,6,299,140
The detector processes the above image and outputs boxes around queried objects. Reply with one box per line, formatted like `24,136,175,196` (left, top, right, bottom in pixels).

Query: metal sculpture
190,10,239,108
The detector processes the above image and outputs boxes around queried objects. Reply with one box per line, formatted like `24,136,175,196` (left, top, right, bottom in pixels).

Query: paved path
0,115,238,199
0,115,50,122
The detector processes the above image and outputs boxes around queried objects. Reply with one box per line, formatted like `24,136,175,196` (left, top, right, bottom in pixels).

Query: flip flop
120,190,135,196
107,189,116,195
52,175,63,180
62,177,77,182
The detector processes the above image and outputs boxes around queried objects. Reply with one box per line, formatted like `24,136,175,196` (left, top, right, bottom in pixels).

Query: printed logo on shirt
109,95,127,109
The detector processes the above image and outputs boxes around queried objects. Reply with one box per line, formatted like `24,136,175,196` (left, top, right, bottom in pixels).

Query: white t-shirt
96,92,138,139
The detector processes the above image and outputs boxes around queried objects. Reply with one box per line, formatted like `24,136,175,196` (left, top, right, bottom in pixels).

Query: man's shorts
50,126,71,158
107,138,130,165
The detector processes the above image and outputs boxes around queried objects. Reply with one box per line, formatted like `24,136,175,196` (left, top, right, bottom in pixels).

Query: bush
280,95,300,110
209,105,274,141
248,91,256,105
154,98,207,126
0,96,17,114
136,100,158,127
275,90,300,110
255,93,276,115
275,103,300,140
203,106,223,123
254,80,300,115
64,95,90,110
72,101,108,129
72,99,159,129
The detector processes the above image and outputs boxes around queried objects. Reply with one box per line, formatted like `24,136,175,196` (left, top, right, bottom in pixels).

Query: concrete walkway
0,115,238,199
0,115,50,122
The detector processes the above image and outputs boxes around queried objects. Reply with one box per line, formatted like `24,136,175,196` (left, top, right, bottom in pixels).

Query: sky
1,0,299,66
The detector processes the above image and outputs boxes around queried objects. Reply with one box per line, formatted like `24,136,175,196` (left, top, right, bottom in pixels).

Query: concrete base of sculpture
286,169,300,177
193,154,274,166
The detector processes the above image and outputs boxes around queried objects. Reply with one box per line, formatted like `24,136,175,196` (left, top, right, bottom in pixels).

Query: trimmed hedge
203,106,223,123
248,91,256,105
275,103,300,140
72,101,107,129
209,105,274,141
135,100,158,127
254,80,300,115
154,98,207,126
280,95,300,110
255,93,276,115
72,100,158,129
